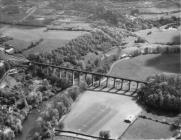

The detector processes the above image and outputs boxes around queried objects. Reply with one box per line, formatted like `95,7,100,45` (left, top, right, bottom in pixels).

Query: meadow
63,91,142,139
122,118,174,139
0,25,87,55
135,27,181,45
109,53,180,81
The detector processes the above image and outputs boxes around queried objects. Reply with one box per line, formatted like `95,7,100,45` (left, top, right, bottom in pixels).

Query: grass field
23,39,68,55
63,91,142,139
1,26,87,41
109,53,180,81
135,27,181,44
0,25,87,54
122,118,175,139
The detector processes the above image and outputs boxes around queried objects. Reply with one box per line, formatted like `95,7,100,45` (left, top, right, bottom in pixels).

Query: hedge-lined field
109,53,180,81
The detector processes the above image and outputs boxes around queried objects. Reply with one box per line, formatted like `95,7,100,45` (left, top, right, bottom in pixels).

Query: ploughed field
63,91,142,139
109,53,180,81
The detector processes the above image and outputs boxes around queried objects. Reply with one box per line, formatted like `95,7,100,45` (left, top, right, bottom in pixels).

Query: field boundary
55,130,115,140
0,21,46,28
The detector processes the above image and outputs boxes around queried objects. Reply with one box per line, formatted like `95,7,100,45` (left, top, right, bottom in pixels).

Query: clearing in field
109,53,180,81
63,91,142,139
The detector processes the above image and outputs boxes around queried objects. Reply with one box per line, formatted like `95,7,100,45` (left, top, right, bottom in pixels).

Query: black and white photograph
0,0,180,140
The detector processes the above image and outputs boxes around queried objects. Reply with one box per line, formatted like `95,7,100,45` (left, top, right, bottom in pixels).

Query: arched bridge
31,62,147,96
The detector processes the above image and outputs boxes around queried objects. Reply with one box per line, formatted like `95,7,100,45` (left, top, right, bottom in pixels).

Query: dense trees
0,73,62,139
137,74,181,138
32,85,85,139
137,74,181,113
28,29,123,74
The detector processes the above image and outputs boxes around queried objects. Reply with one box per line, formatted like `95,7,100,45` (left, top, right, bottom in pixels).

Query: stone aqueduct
31,62,147,94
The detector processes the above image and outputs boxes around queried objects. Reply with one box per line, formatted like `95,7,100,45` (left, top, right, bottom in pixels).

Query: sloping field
0,26,87,54
63,91,142,139
135,28,180,44
109,53,180,81
122,118,174,139
23,39,68,55
1,27,87,41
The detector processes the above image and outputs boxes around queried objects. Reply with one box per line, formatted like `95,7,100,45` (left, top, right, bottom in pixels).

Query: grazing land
0,0,180,140
0,25,87,54
135,27,181,44
63,91,142,139
122,118,174,139
109,53,180,81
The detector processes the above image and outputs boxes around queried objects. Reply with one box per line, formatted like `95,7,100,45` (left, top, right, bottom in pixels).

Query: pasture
23,39,68,55
0,26,87,41
63,91,142,139
0,25,88,54
109,53,180,81
135,27,181,45
122,118,174,139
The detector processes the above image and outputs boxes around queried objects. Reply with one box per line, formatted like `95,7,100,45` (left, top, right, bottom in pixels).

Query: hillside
0,0,180,31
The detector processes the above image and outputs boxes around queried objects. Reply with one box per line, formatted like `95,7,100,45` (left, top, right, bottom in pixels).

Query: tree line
137,74,181,113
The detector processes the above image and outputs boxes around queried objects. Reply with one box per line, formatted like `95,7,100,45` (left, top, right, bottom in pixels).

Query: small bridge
31,62,147,96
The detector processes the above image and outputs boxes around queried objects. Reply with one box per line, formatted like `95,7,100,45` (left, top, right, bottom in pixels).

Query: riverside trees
32,85,86,139
137,74,181,138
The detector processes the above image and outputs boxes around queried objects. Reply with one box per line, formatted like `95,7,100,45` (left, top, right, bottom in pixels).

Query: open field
135,27,181,44
122,118,175,139
23,39,68,55
0,25,87,54
63,91,142,139
0,26,87,41
109,53,180,81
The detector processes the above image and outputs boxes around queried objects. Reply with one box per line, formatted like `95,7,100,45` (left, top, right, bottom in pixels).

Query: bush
57,121,64,130
79,81,88,92
135,37,146,43
67,86,80,101
99,131,110,140
130,49,141,57
85,75,92,85
137,74,181,113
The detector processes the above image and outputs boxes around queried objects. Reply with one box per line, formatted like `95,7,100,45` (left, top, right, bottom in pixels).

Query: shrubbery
135,37,146,43
99,131,110,140
137,74,181,113
32,85,84,139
